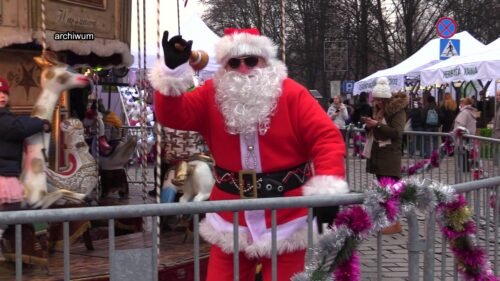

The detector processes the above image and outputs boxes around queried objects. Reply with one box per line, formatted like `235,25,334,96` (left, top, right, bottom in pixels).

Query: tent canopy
353,31,485,95
131,13,220,79
420,37,500,86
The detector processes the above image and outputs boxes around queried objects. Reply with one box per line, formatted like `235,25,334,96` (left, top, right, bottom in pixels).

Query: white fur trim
215,33,278,65
302,175,349,196
199,218,315,258
148,61,195,97
244,226,312,258
200,218,251,254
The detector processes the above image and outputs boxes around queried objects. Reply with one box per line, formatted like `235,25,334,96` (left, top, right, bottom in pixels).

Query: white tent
420,37,500,87
131,12,220,79
178,14,221,80
353,31,485,95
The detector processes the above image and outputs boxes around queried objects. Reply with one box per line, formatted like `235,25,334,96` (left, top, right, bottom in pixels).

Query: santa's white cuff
148,60,195,97
302,175,349,196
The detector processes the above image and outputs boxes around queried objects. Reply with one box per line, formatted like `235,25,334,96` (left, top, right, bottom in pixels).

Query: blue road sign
342,80,355,93
436,17,457,39
440,39,460,60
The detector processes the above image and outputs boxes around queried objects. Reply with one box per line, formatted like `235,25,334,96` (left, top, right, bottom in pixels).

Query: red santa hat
215,28,278,66
0,77,10,95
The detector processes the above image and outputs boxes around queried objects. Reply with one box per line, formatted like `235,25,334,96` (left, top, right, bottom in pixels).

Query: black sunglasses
227,56,259,69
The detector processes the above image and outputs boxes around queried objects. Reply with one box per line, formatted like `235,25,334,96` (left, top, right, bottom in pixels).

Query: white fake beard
214,64,284,135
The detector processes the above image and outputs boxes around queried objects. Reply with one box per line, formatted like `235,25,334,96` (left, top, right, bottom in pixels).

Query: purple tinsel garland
334,206,372,234
333,252,360,281
293,179,499,281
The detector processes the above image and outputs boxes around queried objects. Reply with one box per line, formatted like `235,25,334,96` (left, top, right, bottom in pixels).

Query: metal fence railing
1,177,499,281
343,127,500,192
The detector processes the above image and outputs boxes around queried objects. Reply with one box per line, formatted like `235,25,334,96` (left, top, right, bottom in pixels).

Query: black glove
162,31,193,69
41,119,52,133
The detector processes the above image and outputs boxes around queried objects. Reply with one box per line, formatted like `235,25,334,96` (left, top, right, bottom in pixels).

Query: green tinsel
330,238,359,272
451,236,473,251
400,184,417,204
446,207,471,231
310,270,330,281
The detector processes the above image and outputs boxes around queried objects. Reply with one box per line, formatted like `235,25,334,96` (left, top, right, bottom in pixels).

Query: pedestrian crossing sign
440,39,460,60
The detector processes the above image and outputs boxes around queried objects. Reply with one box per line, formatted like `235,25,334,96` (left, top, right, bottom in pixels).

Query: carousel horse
1,54,93,268
45,118,98,199
158,128,215,237
22,54,89,209
169,153,215,203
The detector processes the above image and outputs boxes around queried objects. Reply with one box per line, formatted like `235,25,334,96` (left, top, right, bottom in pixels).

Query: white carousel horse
159,128,215,204
45,118,98,198
165,154,215,203
22,54,90,209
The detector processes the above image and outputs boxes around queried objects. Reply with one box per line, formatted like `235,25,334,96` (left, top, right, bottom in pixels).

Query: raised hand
162,31,193,69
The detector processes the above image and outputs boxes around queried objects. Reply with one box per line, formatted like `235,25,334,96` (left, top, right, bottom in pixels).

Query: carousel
0,0,215,280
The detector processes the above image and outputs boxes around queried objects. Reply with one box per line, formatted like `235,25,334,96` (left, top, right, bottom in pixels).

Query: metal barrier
343,127,500,192
0,177,498,281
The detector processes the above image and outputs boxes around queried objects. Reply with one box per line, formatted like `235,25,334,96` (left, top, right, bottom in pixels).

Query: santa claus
151,28,348,281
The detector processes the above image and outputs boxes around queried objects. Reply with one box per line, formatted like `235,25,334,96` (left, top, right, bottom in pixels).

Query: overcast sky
130,0,206,67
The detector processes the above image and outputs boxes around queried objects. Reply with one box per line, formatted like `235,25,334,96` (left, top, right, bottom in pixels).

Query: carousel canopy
353,31,485,95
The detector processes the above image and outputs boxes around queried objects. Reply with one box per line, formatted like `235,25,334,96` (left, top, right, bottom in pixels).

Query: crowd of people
327,86,500,158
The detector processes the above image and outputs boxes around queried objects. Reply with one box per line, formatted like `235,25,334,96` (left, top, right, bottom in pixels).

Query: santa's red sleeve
284,80,348,196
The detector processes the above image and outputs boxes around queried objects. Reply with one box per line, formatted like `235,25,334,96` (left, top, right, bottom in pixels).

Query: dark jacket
366,92,409,178
439,105,458,133
0,108,45,177
351,103,373,127
409,107,424,131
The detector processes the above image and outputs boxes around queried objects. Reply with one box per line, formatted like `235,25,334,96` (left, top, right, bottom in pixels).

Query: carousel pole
259,0,265,33
280,0,286,63
153,0,162,268
177,0,181,35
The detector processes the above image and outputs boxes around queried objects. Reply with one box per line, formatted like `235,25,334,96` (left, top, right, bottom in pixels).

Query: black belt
214,163,311,198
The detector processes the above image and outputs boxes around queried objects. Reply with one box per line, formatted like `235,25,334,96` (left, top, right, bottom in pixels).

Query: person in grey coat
454,97,477,135
493,90,500,166
493,90,500,139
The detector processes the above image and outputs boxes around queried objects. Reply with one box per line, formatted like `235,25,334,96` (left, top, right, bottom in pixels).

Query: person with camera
327,95,350,130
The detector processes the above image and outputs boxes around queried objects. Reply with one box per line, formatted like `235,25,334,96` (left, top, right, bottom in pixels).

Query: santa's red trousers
205,245,306,281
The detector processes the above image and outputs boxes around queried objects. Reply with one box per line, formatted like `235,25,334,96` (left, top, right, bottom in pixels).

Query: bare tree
197,0,499,91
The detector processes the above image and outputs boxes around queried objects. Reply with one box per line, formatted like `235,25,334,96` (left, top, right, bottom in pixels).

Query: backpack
425,108,439,126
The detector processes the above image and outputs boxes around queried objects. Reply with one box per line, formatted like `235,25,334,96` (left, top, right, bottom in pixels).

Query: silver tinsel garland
293,176,458,281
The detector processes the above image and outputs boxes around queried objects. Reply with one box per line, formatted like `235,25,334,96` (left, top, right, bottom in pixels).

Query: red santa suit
151,28,348,281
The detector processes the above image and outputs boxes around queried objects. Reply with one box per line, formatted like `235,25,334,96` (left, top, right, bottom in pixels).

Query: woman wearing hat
362,77,409,234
